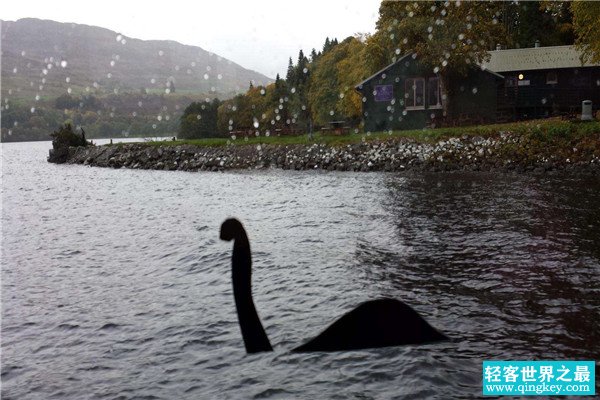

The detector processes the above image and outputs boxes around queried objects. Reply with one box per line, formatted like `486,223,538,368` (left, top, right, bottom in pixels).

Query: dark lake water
2,141,599,399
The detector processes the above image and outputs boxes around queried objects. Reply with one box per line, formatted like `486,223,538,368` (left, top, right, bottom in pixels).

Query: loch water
2,141,599,399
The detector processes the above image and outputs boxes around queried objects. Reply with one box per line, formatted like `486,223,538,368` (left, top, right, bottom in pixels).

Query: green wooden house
355,53,503,132
356,46,600,132
481,45,600,120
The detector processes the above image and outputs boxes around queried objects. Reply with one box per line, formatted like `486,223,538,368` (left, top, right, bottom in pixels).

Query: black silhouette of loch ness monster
220,218,448,353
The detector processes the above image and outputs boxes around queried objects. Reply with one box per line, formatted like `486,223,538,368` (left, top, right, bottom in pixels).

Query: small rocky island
50,127,600,173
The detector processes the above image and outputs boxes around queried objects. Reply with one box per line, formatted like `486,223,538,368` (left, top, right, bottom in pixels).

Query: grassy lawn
123,119,600,148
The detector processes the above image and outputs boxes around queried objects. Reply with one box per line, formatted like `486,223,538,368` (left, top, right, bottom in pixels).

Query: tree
308,36,367,125
369,1,508,115
48,123,90,163
167,79,176,93
55,94,79,109
506,1,574,48
571,1,600,63
179,99,220,138
286,57,296,83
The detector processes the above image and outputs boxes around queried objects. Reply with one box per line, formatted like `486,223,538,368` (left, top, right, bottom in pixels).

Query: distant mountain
1,18,272,99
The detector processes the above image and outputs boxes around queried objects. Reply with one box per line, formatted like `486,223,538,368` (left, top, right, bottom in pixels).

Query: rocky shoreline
52,132,600,173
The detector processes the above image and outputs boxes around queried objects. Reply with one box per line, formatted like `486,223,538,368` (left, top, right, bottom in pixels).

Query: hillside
1,18,272,99
0,18,273,142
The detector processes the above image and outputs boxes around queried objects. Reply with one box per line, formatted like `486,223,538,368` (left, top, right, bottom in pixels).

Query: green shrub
50,123,90,150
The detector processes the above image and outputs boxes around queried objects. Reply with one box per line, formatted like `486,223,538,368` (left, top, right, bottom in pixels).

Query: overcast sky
3,0,382,79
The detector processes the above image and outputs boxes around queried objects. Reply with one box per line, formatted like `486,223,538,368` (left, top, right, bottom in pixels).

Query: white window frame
405,77,426,110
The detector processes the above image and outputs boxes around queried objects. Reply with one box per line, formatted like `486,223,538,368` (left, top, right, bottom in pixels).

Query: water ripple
2,142,599,399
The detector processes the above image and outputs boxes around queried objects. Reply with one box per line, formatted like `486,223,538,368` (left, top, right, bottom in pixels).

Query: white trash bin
581,100,593,121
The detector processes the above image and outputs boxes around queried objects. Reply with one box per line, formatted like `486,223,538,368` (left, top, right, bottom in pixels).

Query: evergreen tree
286,57,295,83
310,48,319,62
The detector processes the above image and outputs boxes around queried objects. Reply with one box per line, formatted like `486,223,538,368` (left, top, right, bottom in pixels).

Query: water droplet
121,39,126,45
303,68,308,74
116,34,122,42
253,121,259,129
472,87,478,94
203,74,209,80
218,74,223,80
151,78,156,84
60,60,68,68
67,88,72,94
42,69,48,75
110,60,115,67
30,107,35,113
329,110,334,116
65,77,70,83
35,94,40,101
157,115,163,121
158,50,164,56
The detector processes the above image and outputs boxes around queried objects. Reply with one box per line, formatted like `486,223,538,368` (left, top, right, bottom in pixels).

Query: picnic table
322,121,350,135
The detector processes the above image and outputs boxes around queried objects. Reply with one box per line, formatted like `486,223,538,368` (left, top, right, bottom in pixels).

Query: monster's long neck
231,229,273,353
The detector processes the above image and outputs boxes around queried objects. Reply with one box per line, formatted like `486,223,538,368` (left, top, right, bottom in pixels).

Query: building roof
481,45,600,73
355,53,413,89
354,45,599,90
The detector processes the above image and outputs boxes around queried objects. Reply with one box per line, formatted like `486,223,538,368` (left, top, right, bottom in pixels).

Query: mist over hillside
1,18,272,99
1,18,273,142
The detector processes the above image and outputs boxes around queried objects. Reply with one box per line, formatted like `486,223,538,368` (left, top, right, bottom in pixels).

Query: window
428,77,442,108
405,78,425,109
374,85,394,102
546,71,558,84
506,77,517,87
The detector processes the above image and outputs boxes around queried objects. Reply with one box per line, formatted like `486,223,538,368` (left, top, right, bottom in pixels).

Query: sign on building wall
374,85,393,102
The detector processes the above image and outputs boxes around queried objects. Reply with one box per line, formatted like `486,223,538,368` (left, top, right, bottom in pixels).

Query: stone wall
56,132,600,173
